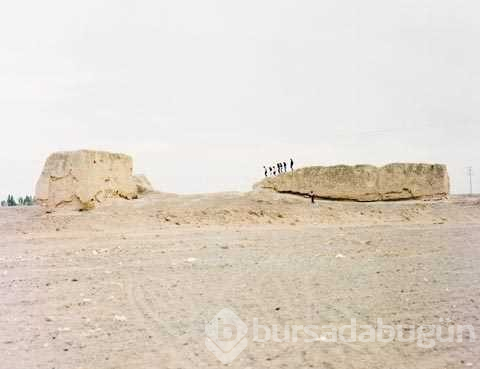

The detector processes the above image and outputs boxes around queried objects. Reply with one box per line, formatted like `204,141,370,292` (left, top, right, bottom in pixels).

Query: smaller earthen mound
35,150,153,210
254,163,449,201
133,174,154,194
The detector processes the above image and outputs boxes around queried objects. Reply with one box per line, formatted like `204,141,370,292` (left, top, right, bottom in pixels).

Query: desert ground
1,191,480,369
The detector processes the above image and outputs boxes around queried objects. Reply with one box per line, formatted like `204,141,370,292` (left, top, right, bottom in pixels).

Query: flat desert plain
1,191,480,369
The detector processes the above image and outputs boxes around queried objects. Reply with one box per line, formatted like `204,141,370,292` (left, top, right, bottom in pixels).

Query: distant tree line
0,195,34,207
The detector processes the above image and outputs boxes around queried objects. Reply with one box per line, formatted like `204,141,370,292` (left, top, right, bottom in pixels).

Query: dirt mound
255,163,449,201
35,150,152,210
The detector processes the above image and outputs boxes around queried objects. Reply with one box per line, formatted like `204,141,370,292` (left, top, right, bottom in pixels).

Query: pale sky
1,0,479,199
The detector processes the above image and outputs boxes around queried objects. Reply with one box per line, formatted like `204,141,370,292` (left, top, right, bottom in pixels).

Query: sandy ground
1,191,480,369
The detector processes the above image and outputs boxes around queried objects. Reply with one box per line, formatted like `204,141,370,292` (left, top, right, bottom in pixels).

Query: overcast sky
1,0,479,199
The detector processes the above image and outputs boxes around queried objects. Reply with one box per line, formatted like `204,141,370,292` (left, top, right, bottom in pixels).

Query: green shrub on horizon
1,194,34,207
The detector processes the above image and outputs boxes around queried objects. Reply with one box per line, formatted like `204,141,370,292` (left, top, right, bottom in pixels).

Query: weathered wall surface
254,163,449,201
35,150,150,210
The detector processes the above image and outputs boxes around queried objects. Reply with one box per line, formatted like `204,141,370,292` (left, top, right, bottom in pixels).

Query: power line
466,166,473,195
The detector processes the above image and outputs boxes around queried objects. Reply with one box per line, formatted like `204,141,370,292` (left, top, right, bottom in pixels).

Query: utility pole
466,166,473,195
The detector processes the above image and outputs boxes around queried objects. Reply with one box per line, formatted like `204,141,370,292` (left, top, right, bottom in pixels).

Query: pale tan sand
1,192,479,368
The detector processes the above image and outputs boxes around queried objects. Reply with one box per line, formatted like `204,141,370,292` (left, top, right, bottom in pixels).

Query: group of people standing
263,158,294,177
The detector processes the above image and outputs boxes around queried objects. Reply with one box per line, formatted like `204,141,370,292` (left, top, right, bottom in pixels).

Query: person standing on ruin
310,191,315,204
283,162,287,172
290,158,294,171
264,166,268,177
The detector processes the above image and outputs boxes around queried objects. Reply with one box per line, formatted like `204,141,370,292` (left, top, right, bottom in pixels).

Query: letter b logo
205,308,248,364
